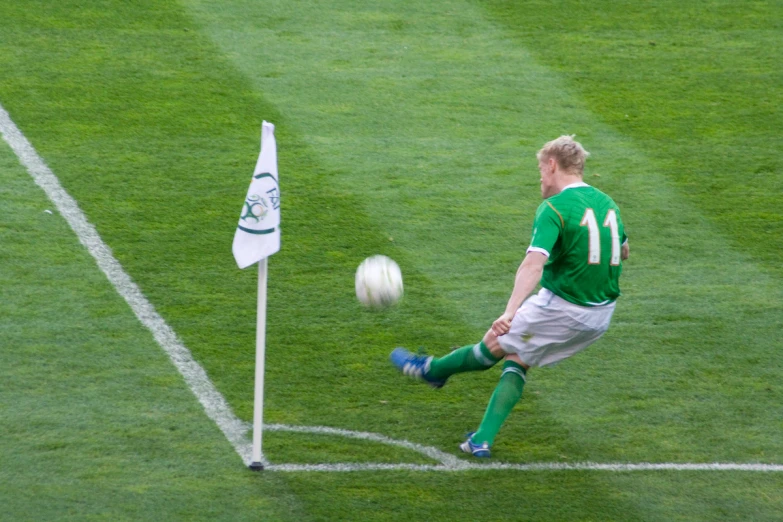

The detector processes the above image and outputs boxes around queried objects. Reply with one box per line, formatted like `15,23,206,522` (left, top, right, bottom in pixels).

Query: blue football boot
389,347,447,389
459,432,491,458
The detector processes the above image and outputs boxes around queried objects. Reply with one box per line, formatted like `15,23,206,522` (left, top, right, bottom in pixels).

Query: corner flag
233,121,280,472
233,121,280,269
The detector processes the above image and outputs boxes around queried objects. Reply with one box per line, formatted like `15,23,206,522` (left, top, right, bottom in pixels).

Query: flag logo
241,194,269,223
238,173,280,235
233,122,281,268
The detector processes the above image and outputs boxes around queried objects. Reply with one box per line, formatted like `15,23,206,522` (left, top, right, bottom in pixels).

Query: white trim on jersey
585,299,614,306
561,182,590,191
526,246,550,258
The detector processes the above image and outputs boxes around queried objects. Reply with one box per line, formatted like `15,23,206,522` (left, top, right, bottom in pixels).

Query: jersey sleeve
527,200,562,258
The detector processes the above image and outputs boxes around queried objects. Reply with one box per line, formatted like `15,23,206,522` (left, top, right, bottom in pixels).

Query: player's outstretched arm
491,252,547,336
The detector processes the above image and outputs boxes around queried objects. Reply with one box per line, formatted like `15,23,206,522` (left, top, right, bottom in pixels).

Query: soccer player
390,135,629,458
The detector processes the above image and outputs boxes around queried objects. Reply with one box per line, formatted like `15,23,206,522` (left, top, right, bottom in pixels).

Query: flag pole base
248,461,265,471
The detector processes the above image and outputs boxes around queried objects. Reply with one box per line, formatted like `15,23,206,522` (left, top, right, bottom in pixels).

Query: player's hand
491,313,513,336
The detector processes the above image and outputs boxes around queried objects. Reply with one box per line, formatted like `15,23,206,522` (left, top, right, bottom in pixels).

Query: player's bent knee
482,329,498,347
504,353,529,369
482,329,507,359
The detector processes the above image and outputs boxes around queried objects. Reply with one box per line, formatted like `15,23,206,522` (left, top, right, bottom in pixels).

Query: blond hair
537,135,590,175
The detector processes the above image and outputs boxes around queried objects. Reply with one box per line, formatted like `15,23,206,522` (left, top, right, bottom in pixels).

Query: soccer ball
355,255,404,309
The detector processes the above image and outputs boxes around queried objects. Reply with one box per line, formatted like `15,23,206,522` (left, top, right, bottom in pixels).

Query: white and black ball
355,255,403,309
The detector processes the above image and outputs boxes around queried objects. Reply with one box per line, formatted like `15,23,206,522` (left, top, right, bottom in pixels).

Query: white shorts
496,288,616,367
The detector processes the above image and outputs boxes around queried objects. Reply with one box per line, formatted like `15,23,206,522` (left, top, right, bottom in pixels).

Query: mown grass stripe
185,0,783,463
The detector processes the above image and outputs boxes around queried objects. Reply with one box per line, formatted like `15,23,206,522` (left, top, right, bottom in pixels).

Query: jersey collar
561,181,590,192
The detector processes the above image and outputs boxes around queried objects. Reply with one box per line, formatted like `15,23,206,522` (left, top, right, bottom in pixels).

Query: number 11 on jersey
580,208,621,266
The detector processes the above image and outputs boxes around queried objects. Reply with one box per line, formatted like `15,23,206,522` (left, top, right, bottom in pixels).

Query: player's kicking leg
389,339,503,388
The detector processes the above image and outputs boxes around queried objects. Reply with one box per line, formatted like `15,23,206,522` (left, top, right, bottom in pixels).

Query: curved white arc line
264,424,467,469
268,463,450,472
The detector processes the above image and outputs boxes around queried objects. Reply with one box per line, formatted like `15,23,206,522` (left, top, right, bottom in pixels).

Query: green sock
427,342,502,380
472,361,526,446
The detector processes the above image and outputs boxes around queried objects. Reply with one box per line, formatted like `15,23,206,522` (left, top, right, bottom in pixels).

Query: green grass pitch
1,0,782,520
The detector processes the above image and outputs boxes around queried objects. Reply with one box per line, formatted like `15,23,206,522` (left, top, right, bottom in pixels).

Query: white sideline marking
4,102,783,475
0,103,256,464
267,462,783,473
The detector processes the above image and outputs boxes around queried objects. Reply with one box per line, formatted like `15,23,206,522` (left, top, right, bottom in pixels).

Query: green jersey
528,183,626,307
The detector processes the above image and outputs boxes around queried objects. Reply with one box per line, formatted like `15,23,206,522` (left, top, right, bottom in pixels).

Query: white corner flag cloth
233,121,281,269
